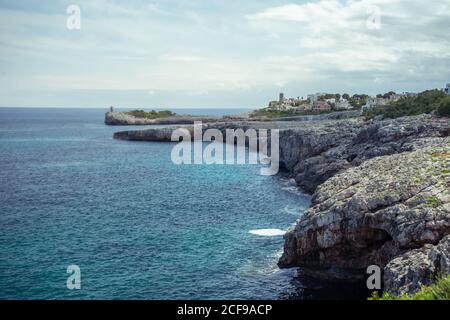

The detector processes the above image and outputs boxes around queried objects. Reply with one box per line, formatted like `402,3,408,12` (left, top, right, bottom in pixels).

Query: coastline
104,111,251,126
110,112,450,296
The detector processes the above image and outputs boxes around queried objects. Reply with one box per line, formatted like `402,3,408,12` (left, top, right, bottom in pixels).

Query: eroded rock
384,235,450,295
279,141,450,293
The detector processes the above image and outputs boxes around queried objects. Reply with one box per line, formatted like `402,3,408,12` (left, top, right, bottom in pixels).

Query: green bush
126,109,176,119
437,96,450,117
250,107,333,119
369,275,450,300
364,89,447,120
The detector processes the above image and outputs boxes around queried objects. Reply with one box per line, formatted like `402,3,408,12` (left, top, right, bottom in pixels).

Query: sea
0,107,361,299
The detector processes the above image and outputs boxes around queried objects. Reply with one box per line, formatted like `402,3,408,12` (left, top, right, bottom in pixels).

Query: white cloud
247,0,450,79
0,0,449,107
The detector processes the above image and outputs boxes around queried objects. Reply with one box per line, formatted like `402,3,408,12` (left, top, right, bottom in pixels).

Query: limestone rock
279,141,450,291
383,235,450,295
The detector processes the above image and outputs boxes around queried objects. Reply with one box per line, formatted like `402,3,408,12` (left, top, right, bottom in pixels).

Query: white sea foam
281,186,303,195
249,229,286,236
235,249,286,276
283,205,300,215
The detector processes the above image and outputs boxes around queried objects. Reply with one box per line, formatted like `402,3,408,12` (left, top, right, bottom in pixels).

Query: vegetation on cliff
250,107,335,119
369,275,450,300
347,94,369,108
437,96,450,117
125,109,176,119
363,89,448,119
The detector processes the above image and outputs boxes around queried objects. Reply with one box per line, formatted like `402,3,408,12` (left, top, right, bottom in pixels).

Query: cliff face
278,115,449,193
112,114,450,295
279,141,449,277
277,115,450,295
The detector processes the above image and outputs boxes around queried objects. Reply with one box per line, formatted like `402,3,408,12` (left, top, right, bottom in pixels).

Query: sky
0,0,449,108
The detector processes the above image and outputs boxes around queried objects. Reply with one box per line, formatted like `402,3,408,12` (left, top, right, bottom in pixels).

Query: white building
369,97,387,107
445,83,450,95
362,92,404,110
336,98,351,110
403,92,418,98
307,93,326,103
389,94,403,102
362,97,387,112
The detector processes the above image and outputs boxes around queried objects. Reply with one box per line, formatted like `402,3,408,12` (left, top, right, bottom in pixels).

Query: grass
369,275,450,300
413,176,423,183
431,151,450,159
425,196,441,208
250,108,297,118
437,96,450,117
125,109,176,119
250,107,345,119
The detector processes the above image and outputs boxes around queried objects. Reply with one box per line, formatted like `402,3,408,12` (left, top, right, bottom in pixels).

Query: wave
283,205,301,215
281,186,304,195
249,229,286,236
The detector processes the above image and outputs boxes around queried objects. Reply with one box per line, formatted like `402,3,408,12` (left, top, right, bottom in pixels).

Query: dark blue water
0,108,311,300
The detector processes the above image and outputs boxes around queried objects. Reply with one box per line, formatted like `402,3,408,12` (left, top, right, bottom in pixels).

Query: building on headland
336,98,351,110
403,92,418,98
312,101,331,112
307,93,326,103
268,92,353,113
444,83,450,95
307,94,316,103
269,93,306,110
364,97,387,109
389,93,403,101
361,92,410,111
110,106,115,112
268,90,422,114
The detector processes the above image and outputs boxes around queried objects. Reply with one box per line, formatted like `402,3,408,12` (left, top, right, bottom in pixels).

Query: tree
383,91,396,99
437,96,450,117
364,89,447,120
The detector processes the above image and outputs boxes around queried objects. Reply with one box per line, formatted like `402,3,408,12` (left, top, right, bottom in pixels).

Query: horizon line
0,106,257,110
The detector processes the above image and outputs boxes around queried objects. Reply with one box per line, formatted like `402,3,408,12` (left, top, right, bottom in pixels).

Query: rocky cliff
279,141,449,289
105,111,222,125
113,114,450,295
276,115,450,295
279,115,450,192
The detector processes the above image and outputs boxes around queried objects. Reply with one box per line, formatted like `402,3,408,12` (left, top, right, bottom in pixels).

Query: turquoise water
0,107,312,299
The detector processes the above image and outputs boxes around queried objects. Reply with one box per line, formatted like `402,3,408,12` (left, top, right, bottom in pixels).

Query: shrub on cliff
126,109,176,119
364,89,447,120
369,275,450,300
437,96,450,117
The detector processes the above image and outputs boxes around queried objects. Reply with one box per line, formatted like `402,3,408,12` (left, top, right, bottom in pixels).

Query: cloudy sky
0,0,449,108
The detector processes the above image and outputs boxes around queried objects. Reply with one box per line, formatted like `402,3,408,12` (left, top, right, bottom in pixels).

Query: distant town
264,83,450,115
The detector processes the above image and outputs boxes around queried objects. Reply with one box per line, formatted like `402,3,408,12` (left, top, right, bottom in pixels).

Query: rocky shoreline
104,110,358,126
112,113,449,296
105,111,248,125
